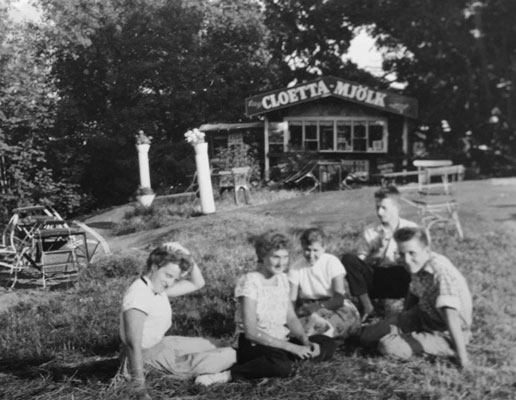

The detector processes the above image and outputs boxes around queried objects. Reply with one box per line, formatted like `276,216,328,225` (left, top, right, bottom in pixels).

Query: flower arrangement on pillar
135,130,153,145
135,186,155,208
184,128,215,214
184,128,205,146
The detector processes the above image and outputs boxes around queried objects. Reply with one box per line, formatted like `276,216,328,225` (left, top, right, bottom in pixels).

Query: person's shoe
195,370,231,386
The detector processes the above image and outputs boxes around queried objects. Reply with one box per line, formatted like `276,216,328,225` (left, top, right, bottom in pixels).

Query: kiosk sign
245,76,418,118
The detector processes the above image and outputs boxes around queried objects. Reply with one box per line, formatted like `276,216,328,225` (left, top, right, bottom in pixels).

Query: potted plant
135,186,155,207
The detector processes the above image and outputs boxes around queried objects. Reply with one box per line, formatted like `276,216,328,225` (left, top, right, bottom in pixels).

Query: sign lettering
245,76,418,118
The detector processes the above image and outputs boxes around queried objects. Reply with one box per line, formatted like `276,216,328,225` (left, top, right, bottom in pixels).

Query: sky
346,31,384,77
9,0,386,78
8,0,40,22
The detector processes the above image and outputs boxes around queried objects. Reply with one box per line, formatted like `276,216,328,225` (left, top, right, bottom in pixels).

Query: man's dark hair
374,185,400,201
393,226,429,247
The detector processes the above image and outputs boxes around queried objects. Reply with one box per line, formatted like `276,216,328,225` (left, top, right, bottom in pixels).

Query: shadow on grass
489,204,516,208
45,356,120,382
85,221,116,230
494,212,516,222
1,355,120,383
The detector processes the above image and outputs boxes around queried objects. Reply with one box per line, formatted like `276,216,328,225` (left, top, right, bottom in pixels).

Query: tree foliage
0,3,84,221
336,0,516,164
39,0,280,207
263,0,516,169
2,0,516,217
262,0,386,87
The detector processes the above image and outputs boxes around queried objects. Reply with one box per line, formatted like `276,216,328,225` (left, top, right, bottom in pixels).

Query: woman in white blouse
120,242,235,396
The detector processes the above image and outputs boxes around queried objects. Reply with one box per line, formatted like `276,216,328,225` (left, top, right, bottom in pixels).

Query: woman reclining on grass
119,242,236,398
195,231,336,386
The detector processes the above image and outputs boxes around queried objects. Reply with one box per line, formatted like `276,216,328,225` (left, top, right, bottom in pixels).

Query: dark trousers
230,334,336,380
341,253,410,300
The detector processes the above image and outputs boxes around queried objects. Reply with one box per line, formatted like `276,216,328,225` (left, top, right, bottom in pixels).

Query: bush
81,252,146,281
112,198,198,235
213,143,261,183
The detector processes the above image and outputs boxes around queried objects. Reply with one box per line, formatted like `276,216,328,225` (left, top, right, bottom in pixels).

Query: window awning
199,122,286,132
199,122,264,131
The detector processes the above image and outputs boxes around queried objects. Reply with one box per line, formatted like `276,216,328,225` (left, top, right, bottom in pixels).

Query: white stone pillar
136,143,151,188
135,141,155,207
194,142,216,214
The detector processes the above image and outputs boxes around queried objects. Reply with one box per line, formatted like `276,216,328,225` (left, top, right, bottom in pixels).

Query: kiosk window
368,121,385,151
289,122,303,151
284,118,387,153
269,126,285,153
337,122,352,151
353,122,367,152
304,121,318,151
320,121,334,151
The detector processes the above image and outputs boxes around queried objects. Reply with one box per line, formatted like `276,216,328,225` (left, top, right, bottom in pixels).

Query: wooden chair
231,167,252,205
402,164,465,240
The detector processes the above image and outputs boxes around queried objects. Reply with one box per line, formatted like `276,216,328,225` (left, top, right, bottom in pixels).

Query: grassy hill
1,180,516,399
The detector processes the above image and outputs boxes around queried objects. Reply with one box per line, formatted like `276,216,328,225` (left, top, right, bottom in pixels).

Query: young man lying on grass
360,226,472,368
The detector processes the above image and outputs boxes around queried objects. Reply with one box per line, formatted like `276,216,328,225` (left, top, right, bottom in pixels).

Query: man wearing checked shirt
360,226,472,369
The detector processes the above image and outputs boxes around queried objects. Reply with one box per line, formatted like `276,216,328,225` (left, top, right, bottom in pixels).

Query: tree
262,0,516,170
337,0,516,166
0,3,83,221
39,0,280,207
262,0,386,87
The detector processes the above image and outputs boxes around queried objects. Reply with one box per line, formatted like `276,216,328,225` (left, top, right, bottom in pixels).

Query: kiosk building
201,76,418,184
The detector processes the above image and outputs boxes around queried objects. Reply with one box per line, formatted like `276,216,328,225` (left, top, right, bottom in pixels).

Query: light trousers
360,307,470,359
141,336,236,379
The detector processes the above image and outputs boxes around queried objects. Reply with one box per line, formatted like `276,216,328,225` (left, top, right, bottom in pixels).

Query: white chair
231,167,252,205
406,164,465,240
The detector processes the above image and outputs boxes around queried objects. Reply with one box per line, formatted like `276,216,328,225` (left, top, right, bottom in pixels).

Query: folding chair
403,165,465,240
71,220,111,263
29,226,88,288
283,160,320,193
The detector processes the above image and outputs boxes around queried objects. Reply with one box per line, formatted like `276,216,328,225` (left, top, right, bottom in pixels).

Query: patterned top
358,218,418,267
234,272,290,340
288,253,346,299
410,252,472,332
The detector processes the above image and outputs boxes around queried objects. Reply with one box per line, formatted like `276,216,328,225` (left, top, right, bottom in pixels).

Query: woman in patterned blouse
195,231,337,386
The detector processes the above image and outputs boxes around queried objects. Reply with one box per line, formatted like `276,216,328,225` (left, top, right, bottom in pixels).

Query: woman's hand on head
162,242,190,255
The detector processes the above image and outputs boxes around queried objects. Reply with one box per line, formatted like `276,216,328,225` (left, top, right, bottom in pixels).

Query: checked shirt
410,252,472,333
